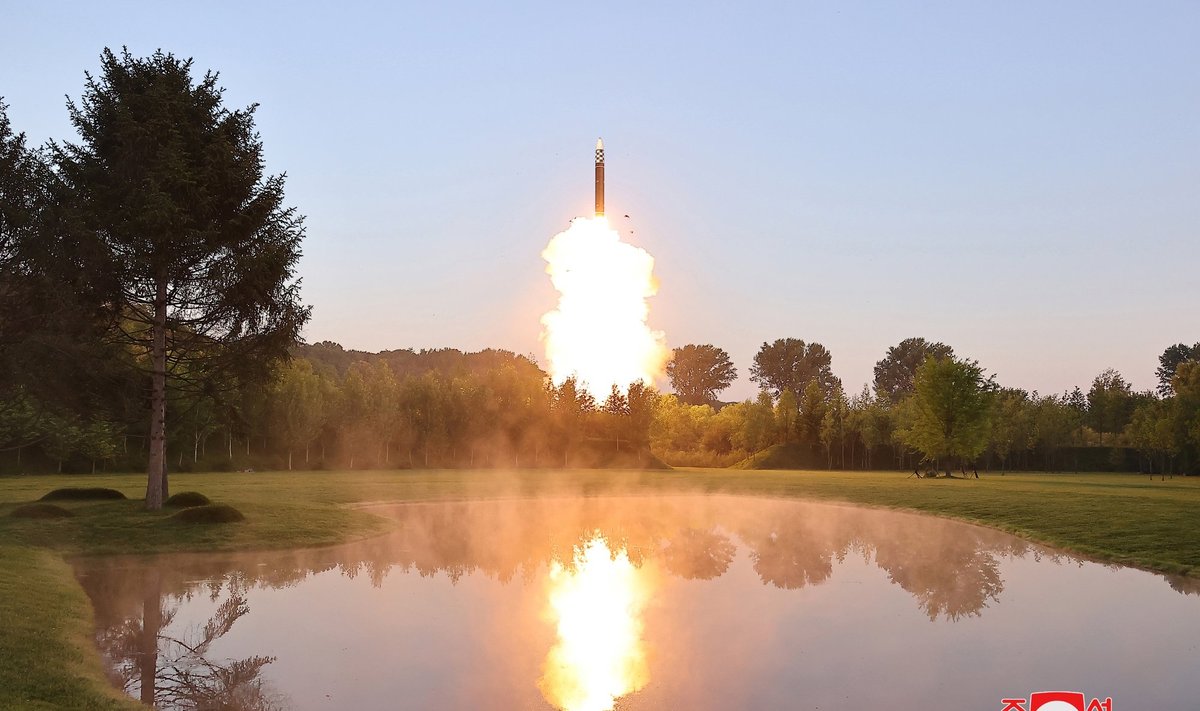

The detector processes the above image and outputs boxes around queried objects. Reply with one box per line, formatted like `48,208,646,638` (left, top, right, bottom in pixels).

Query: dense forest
1,50,1198,480
2,333,1198,476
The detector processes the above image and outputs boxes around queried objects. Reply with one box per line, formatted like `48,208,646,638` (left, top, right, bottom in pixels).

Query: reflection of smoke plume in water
539,534,651,711
540,216,669,400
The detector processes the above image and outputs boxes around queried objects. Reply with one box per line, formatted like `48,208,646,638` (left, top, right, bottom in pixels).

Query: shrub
164,491,211,508
40,487,126,501
170,504,245,524
10,503,75,519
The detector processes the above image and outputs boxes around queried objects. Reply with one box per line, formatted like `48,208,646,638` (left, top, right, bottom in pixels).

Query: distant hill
296,341,546,380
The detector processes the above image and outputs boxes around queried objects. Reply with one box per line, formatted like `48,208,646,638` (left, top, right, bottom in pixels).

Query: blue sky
3,1,1197,399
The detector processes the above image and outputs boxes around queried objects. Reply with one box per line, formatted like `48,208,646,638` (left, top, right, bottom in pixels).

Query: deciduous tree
1086,369,1136,445
896,356,995,469
873,337,954,403
1156,343,1200,396
989,389,1034,473
270,359,327,470
749,338,836,400
666,344,737,405
820,385,850,468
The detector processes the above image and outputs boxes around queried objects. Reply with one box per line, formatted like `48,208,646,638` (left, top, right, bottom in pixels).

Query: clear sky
3,1,1197,400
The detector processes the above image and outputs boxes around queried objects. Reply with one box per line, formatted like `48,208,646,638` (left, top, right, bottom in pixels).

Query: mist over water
74,496,1200,711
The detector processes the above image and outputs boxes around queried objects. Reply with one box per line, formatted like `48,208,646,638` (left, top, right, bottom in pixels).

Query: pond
73,495,1200,710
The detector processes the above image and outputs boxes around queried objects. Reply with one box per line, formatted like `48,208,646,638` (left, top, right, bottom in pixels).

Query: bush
164,491,211,508
10,503,75,519
170,504,245,524
39,487,126,501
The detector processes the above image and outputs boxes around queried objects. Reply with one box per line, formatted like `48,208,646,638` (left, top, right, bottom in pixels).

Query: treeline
0,341,662,473
657,337,1200,475
3,335,1198,475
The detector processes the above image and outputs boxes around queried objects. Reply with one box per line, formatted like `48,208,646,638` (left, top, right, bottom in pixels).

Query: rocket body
594,138,605,217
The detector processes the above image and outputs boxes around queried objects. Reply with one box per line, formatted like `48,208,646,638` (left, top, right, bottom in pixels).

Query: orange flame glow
538,534,651,711
540,216,669,400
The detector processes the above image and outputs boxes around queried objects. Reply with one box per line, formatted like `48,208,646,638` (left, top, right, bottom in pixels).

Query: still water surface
73,495,1200,710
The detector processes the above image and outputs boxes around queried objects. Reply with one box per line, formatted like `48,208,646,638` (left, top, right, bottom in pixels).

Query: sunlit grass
0,545,133,709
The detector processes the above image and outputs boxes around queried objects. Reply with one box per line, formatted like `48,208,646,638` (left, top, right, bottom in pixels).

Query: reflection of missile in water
594,137,605,217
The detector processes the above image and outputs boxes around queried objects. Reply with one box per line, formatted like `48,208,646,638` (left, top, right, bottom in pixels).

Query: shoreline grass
0,468,1197,709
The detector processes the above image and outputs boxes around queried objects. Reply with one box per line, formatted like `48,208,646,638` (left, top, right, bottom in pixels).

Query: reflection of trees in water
83,568,283,710
739,515,850,590
1165,574,1200,596
732,505,1017,619
661,528,736,580
869,522,1007,621
76,496,1198,706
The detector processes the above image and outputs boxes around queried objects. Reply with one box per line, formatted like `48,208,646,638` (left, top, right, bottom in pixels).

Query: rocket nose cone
596,137,603,150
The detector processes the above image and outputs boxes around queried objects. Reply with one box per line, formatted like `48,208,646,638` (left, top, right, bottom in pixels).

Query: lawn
1,467,1198,709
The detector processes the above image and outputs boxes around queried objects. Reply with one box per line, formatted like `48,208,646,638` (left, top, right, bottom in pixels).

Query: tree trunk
145,275,168,510
288,448,293,471
305,442,310,465
140,568,162,705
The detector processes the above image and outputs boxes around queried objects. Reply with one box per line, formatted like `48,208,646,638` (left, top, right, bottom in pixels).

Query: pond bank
1,468,1197,709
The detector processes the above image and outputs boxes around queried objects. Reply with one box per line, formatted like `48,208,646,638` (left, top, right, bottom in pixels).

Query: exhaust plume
540,216,669,400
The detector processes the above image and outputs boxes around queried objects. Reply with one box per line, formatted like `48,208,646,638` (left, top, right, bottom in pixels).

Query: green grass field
1,467,1198,709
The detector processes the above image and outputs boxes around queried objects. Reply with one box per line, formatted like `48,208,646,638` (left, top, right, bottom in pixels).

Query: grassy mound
39,487,126,502
170,504,245,524
733,443,820,470
10,503,75,519
566,443,672,469
164,491,211,508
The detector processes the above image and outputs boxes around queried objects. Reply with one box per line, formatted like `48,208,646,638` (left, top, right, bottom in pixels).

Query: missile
594,137,605,217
